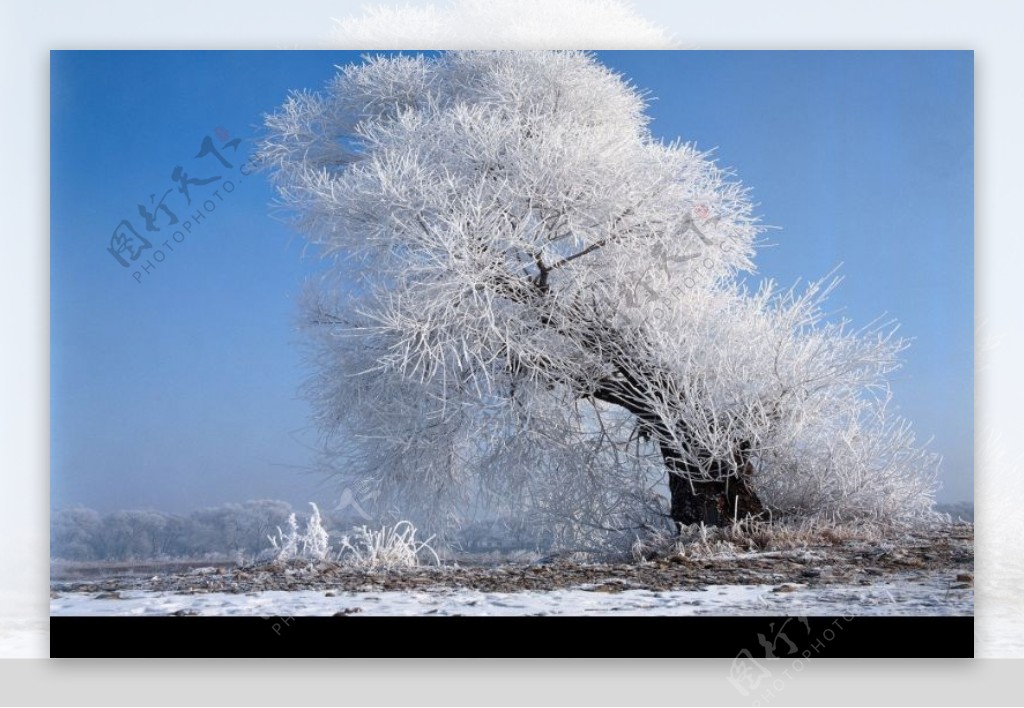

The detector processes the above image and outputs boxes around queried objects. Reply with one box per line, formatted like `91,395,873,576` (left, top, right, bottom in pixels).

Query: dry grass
337,521,441,569
630,516,900,563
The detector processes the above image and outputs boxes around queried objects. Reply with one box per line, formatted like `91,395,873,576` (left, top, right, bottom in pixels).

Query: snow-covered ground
51,575,971,617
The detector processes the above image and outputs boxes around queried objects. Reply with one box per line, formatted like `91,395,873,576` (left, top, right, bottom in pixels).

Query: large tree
259,51,938,548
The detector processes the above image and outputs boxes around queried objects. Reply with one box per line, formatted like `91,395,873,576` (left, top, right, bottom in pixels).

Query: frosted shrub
268,513,300,561
268,503,331,561
337,521,440,569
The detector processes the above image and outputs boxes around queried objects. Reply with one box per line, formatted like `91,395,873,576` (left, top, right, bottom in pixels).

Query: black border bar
51,616,973,658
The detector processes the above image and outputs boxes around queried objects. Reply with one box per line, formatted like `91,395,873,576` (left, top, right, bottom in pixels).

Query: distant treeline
51,500,546,561
52,501,334,561
935,502,974,523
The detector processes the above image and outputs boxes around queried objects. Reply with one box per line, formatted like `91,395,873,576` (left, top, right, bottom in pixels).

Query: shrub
337,521,440,569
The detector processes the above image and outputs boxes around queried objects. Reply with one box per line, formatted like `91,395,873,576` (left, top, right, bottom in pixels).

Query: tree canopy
258,51,938,549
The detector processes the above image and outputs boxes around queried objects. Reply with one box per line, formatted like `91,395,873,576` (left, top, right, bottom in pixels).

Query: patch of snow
51,576,971,617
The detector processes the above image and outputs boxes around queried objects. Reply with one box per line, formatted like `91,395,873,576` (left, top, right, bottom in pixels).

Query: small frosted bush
337,521,440,569
268,502,331,561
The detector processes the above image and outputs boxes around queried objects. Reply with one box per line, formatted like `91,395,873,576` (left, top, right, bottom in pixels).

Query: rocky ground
50,522,973,599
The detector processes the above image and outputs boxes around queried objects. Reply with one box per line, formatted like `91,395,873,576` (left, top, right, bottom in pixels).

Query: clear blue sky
50,50,973,512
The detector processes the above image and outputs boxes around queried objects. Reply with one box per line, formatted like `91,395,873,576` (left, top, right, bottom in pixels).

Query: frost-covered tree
259,51,938,547
51,507,103,560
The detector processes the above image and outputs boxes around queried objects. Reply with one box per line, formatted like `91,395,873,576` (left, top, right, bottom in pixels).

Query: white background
1,0,1018,704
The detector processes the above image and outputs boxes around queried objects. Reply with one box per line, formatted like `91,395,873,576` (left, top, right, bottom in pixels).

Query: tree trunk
590,379,764,529
503,261,766,529
665,457,763,528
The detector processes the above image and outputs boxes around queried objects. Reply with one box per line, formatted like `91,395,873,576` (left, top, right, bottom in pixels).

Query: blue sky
50,50,973,512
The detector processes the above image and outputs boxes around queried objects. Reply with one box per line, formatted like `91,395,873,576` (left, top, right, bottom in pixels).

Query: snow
0,618,48,658
51,576,971,617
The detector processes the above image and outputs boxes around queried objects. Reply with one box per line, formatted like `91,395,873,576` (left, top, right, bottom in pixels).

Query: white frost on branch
259,51,940,549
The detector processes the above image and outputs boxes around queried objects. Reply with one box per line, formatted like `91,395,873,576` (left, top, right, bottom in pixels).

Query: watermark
728,614,855,704
260,614,295,636
105,127,257,284
333,487,372,521
620,204,733,327
728,583,912,704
